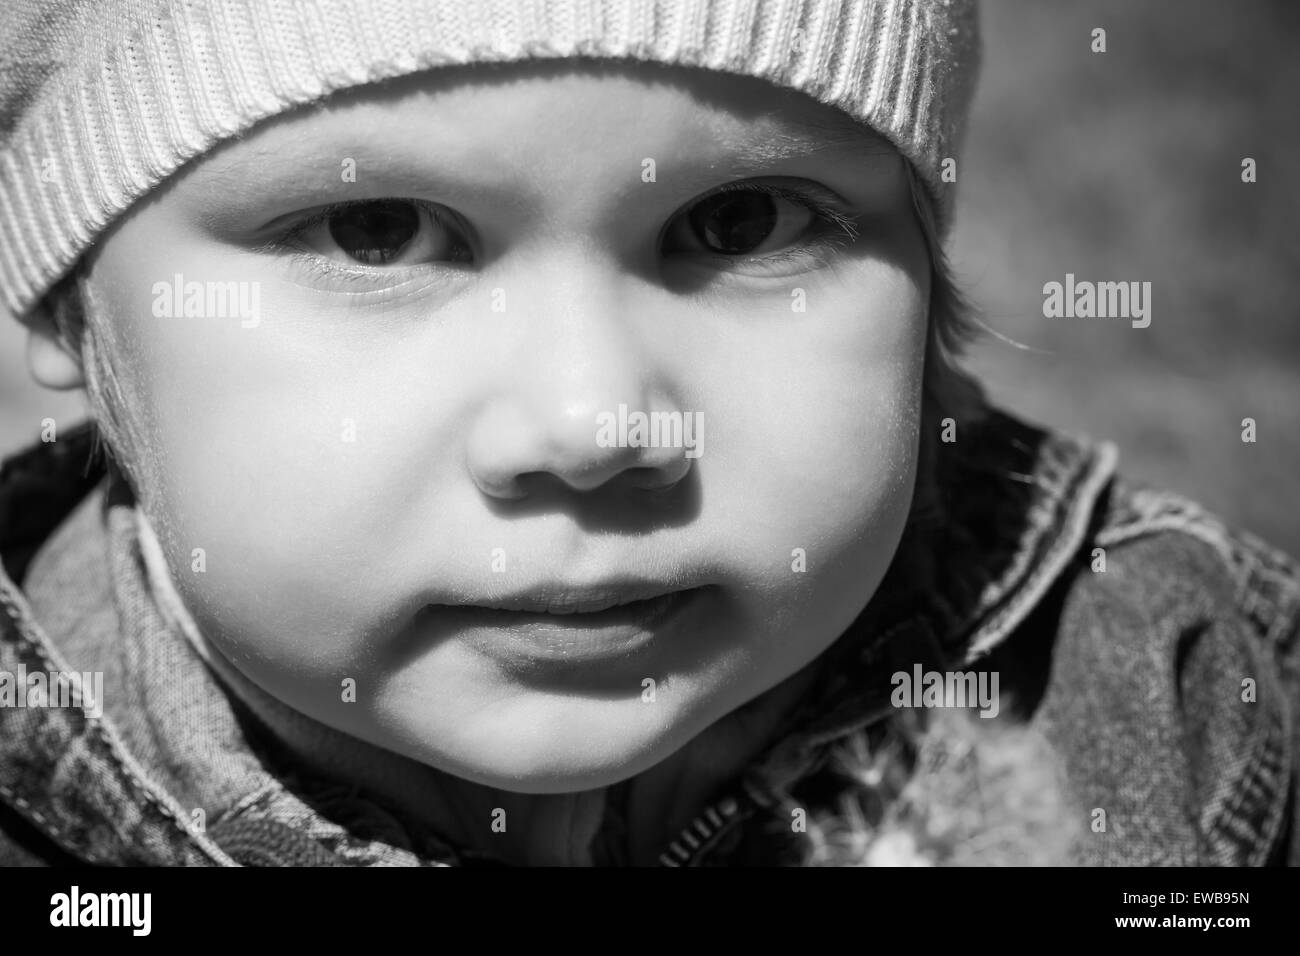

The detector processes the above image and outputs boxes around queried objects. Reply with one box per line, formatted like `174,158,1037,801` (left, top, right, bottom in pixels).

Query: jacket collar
0,423,236,865
767,407,1118,749
0,411,1118,864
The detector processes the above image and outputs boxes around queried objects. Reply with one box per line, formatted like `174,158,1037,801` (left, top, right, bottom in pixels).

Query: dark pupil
328,200,419,263
689,191,778,254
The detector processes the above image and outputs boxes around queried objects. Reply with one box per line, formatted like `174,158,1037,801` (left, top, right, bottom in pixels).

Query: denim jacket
1,408,1297,866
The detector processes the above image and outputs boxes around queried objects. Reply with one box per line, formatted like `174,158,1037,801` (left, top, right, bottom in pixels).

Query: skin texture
27,61,931,864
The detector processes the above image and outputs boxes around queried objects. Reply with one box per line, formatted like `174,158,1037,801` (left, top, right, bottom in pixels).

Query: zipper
656,794,746,867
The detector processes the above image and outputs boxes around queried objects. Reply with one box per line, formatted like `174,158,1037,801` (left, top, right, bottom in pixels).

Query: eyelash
264,181,861,286
682,180,862,270
266,199,464,289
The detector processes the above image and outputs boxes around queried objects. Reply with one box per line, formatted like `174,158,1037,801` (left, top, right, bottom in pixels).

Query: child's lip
443,579,696,615
417,584,711,670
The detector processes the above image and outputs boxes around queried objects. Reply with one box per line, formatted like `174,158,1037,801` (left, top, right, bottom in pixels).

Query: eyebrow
711,107,900,172
189,102,900,223
786,107,896,152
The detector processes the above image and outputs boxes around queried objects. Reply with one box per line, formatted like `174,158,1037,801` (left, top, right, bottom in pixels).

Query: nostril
623,458,692,492
467,394,701,499
476,473,528,500
551,451,642,493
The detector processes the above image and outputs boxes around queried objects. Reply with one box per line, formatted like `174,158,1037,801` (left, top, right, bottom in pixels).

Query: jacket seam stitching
1245,662,1294,865
1098,511,1297,865
962,440,1119,664
0,780,105,864
0,578,238,867
1097,516,1300,643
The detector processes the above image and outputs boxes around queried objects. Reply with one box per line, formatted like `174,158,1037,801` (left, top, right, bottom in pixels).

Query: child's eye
672,190,810,256
287,199,473,267
661,180,860,274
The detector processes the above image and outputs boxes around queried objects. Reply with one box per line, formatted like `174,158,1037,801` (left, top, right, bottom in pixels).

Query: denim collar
0,425,235,865
766,409,1119,748
0,411,1118,865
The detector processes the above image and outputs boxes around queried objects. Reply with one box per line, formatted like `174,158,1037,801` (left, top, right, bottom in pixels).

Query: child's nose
464,266,694,500
466,395,693,500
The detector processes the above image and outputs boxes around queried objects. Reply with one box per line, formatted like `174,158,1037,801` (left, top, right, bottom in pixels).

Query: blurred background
948,0,1299,556
2,0,1297,553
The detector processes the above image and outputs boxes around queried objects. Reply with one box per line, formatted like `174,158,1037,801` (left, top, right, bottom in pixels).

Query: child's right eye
283,198,474,267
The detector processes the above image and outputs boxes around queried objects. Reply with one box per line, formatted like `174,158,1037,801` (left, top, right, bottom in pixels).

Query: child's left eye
661,180,861,275
673,189,812,256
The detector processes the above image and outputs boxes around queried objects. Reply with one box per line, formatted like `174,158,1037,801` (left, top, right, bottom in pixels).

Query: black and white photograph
0,0,1294,929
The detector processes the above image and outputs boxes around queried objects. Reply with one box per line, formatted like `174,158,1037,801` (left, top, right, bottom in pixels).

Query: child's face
82,62,929,792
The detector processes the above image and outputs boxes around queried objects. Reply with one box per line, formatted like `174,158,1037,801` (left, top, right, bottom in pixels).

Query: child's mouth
418,584,709,672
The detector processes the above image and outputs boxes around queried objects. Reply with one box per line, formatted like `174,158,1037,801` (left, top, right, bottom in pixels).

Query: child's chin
452,760,655,795
398,703,700,794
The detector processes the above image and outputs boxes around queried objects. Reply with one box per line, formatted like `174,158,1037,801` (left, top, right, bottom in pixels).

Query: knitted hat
0,0,980,323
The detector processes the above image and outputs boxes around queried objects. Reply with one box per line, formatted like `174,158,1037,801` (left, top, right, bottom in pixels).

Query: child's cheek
82,258,430,676
709,265,927,646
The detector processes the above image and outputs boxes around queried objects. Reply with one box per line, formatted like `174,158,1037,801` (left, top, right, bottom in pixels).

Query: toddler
0,0,1296,867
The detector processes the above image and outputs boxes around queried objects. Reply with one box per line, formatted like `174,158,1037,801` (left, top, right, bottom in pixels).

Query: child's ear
24,313,85,390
